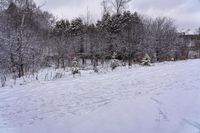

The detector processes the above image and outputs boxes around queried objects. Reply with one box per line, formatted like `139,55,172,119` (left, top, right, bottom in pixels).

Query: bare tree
101,0,110,14
141,16,178,61
107,0,132,14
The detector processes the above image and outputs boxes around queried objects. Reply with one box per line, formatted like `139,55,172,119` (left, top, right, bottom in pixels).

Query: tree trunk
82,57,85,66
56,58,60,69
61,56,65,70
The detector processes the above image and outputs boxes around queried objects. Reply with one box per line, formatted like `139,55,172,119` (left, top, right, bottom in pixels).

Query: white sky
34,0,200,32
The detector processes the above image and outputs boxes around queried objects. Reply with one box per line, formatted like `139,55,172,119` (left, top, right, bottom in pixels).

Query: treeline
0,0,53,77
0,0,190,78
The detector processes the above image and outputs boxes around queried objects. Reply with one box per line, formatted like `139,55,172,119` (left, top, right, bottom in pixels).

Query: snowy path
0,59,200,133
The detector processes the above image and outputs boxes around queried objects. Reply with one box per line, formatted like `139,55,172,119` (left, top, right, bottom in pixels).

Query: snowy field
0,59,200,133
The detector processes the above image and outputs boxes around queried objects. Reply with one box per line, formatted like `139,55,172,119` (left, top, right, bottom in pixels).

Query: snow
0,59,200,133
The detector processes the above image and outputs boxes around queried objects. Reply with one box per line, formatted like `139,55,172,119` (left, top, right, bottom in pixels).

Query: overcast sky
34,0,200,32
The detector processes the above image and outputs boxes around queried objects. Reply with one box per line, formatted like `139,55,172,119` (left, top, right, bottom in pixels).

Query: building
179,33,200,59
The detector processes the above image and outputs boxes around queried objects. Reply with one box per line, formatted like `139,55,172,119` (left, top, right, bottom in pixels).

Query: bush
53,72,64,80
1,75,6,87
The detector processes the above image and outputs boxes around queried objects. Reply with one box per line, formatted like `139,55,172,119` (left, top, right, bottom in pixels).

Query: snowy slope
0,59,200,133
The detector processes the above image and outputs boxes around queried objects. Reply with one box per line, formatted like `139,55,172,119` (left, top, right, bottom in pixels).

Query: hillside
0,59,200,133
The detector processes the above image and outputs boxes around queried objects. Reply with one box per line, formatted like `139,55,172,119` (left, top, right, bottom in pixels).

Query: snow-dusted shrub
71,57,81,77
111,59,120,70
110,52,120,70
44,72,53,81
53,72,64,80
1,75,6,87
93,66,99,73
141,54,151,66
122,62,126,66
71,67,81,77
44,73,49,81
12,74,18,85
71,57,79,67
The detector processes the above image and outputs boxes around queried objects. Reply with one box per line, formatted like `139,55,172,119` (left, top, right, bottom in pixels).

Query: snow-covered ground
0,59,200,133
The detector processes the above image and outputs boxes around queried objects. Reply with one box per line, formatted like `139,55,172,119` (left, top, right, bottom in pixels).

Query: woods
0,0,199,78
1,1,200,133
